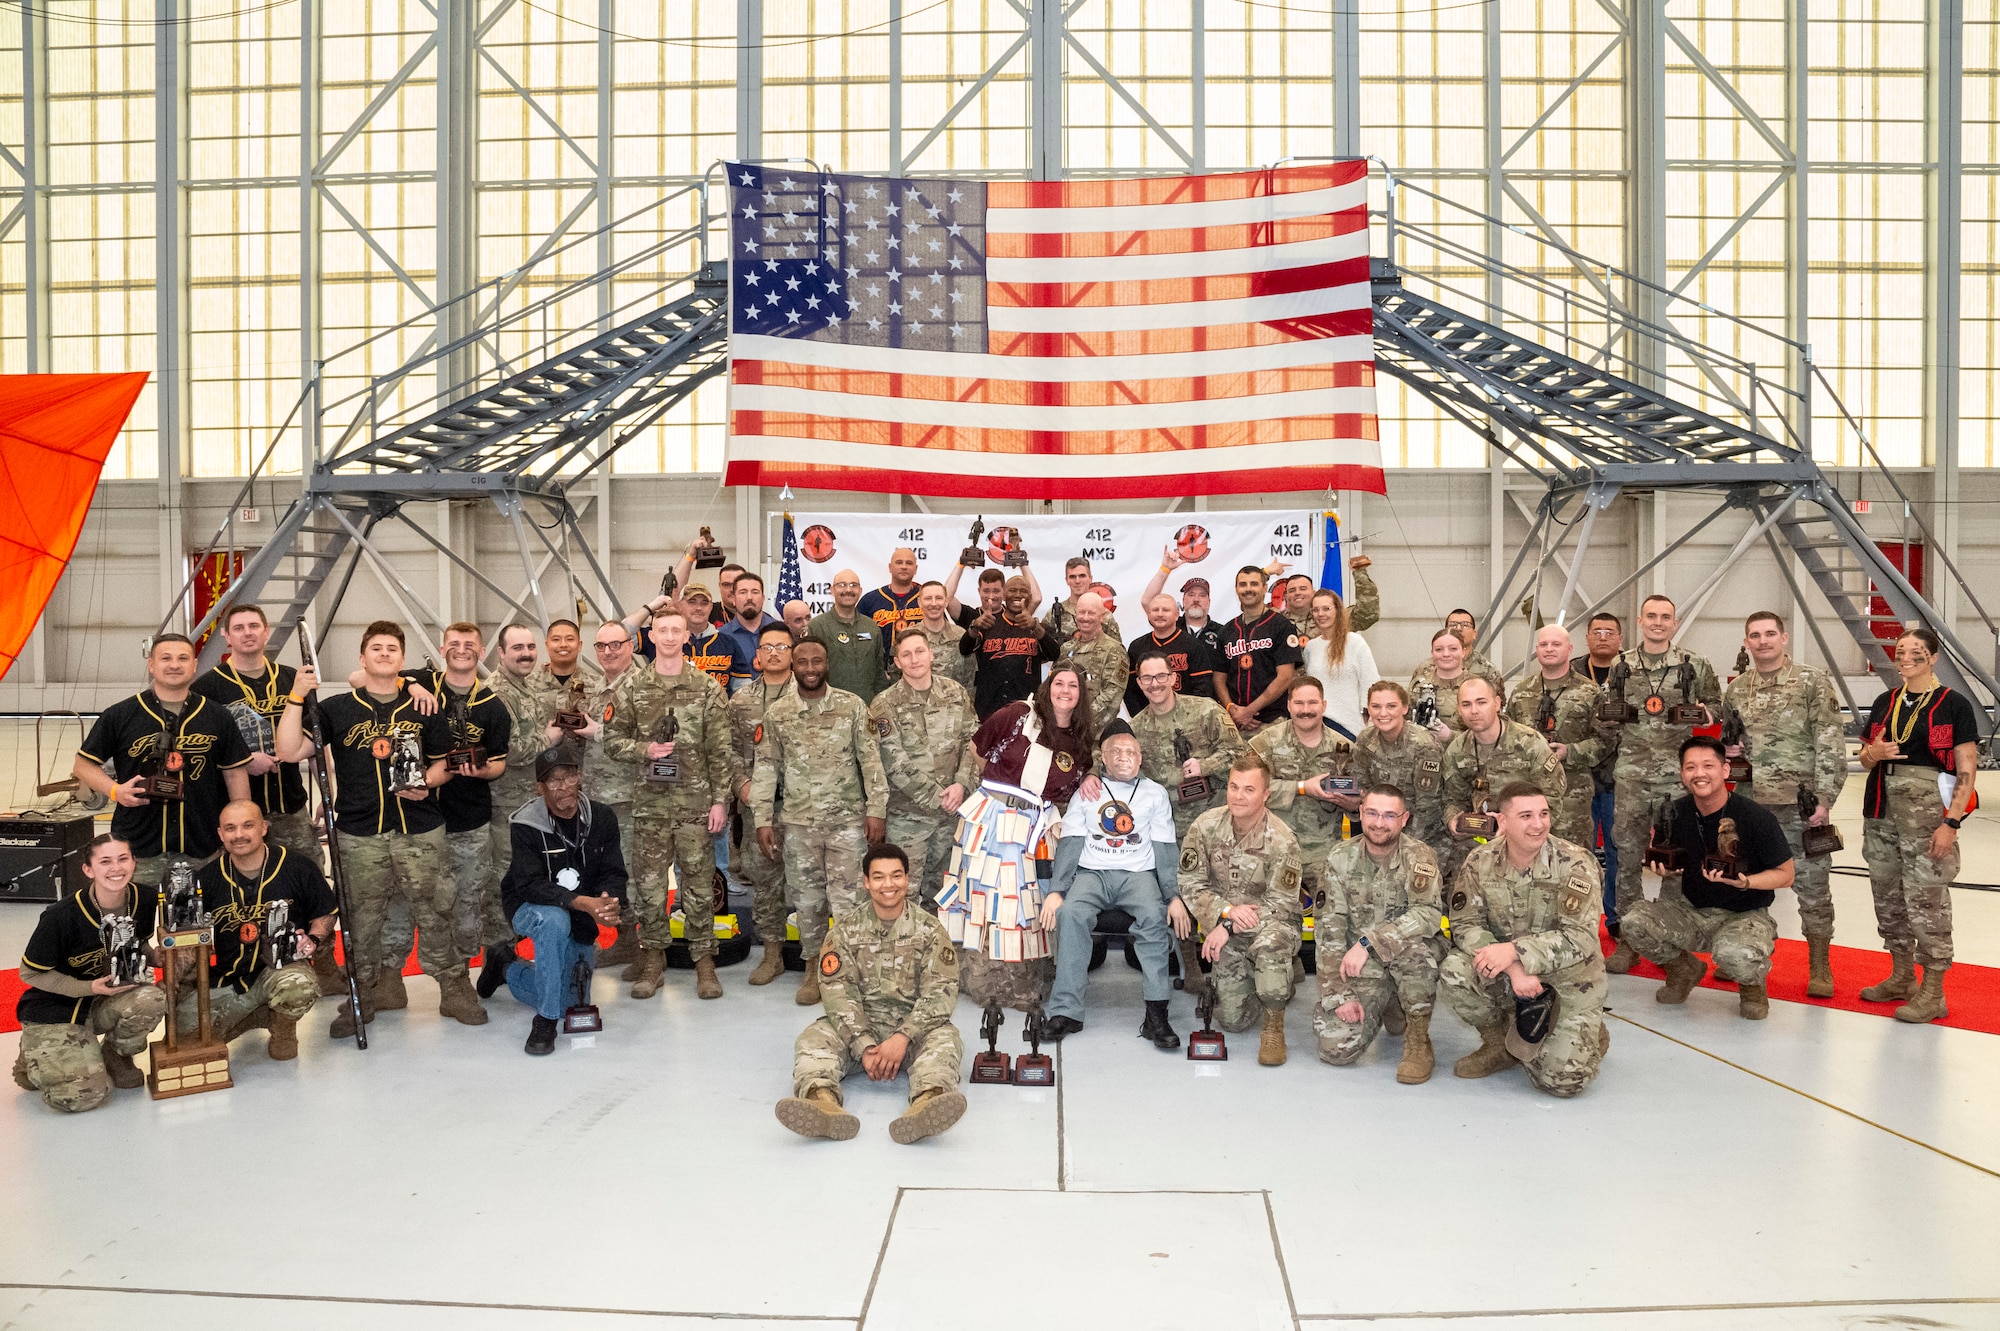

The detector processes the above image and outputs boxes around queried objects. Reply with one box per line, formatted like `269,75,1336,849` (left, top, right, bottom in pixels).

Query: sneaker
525,1015,558,1056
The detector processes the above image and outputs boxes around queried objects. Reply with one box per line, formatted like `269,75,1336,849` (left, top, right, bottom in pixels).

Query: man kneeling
1039,720,1191,1049
185,801,335,1058
12,835,169,1113
1629,735,1796,1019
486,748,628,1055
777,844,966,1144
1439,783,1609,1097
1314,785,1446,1083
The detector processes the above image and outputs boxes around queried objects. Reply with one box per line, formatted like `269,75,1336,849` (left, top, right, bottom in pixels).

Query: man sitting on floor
1039,720,1190,1050
187,800,334,1060
1630,735,1796,1019
482,748,629,1055
776,844,966,1144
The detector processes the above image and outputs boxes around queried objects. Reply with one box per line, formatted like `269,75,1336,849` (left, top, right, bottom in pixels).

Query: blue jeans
1047,868,1173,1020
506,903,595,1020
1592,789,1619,927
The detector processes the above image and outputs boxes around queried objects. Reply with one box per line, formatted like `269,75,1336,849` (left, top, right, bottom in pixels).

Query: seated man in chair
1039,720,1190,1050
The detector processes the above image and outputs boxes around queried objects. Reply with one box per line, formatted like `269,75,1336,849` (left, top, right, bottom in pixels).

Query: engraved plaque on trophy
971,999,1014,1084
990,526,1030,569
692,525,727,570
1799,786,1843,858
140,734,186,801
959,516,988,569
1186,987,1227,1061
1457,777,1497,838
1014,1004,1055,1087
646,709,682,784
1173,731,1211,802
553,679,590,733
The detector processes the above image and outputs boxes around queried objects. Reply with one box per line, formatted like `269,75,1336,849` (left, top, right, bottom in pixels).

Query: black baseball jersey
16,884,160,1027
193,660,308,816
314,687,453,837
1125,626,1218,716
962,613,1057,719
1219,610,1306,725
407,670,516,834
198,844,338,993
79,691,253,860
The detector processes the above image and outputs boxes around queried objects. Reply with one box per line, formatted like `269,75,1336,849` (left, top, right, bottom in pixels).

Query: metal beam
1625,0,1666,389
20,5,49,373
155,0,189,630
301,1,323,470
1783,0,1810,452
1331,0,1356,160
1925,0,1965,630
1030,0,1064,181
437,3,478,399
738,0,763,163
1193,0,1208,169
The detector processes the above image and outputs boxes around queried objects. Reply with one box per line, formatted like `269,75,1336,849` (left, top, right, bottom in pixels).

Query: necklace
1889,683,1939,746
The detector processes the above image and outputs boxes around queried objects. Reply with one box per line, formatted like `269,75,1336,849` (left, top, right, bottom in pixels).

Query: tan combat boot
99,1040,145,1090
629,946,668,999
328,992,375,1039
1894,965,1949,1024
1453,1022,1515,1079
1177,935,1209,998
1654,950,1707,1004
795,965,822,1007
220,1004,272,1044
373,967,409,1011
1604,939,1638,974
311,940,346,996
1394,1007,1433,1085
1257,1007,1288,1066
694,955,723,1000
1805,937,1834,999
12,1051,35,1091
775,1086,860,1140
1861,950,1918,1003
1737,980,1770,1020
437,971,489,1026
748,943,786,986
889,1087,968,1144
266,1011,300,1060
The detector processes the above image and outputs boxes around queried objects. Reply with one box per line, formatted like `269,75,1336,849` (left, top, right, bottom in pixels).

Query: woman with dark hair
938,662,1099,1011
1856,628,1981,1023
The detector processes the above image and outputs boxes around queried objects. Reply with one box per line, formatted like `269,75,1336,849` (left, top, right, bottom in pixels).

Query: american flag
776,512,804,607
722,162,1383,501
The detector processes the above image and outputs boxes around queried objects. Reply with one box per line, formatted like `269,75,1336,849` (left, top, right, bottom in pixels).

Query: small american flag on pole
722,161,1383,501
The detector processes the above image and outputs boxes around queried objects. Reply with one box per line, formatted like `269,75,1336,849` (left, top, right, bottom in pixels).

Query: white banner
782,510,1321,623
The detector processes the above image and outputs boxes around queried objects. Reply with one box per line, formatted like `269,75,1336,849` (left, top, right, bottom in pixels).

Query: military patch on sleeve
1180,846,1199,873
1279,866,1301,895
1544,752,1560,773
937,940,957,968
1451,890,1467,911
1560,887,1586,917
820,951,842,977
876,717,891,738
1314,888,1326,910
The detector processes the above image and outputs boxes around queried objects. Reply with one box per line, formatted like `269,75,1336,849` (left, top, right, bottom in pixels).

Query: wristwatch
1944,816,1964,830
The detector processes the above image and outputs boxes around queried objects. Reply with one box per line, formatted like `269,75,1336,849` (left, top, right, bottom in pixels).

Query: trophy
658,568,679,602
1596,660,1638,725
1800,786,1844,858
229,700,275,764
388,730,428,795
562,955,603,1035
1412,682,1440,730
1646,799,1685,874
444,692,486,775
1734,645,1751,676
1325,739,1358,798
1015,1005,1055,1087
959,516,988,568
971,999,1013,1084
989,526,1030,569
101,913,152,989
1186,986,1227,1061
691,525,727,569
161,859,205,932
1703,816,1743,882
1536,689,1560,740
260,898,309,970
553,678,590,734
1172,731,1211,802
139,732,186,801
646,709,681,784
1457,776,1497,839
1665,660,1708,726
1720,705,1752,784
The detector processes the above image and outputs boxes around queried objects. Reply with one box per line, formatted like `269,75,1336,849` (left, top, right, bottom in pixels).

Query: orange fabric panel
0,373,148,682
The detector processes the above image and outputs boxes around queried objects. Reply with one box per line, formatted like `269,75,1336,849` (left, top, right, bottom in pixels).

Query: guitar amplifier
0,813,96,903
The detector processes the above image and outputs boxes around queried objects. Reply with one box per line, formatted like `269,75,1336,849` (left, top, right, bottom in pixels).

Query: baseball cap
1180,577,1210,594
683,582,714,601
534,747,581,782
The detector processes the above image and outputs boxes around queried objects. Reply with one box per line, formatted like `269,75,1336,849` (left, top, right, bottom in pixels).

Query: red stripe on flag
726,458,1387,501
743,359,1375,404
984,212,1361,260
986,309,1373,357
988,161,1364,210
990,256,1371,310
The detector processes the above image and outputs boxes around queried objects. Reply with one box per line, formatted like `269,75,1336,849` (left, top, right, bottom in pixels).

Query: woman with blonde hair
1302,588,1378,736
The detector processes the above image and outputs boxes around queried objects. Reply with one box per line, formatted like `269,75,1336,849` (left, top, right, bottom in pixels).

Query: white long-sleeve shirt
1304,632,1379,738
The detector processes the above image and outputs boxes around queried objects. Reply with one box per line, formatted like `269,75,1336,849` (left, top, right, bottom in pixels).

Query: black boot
475,942,516,1000
1042,1014,1085,1041
525,1014,558,1056
1139,999,1180,1051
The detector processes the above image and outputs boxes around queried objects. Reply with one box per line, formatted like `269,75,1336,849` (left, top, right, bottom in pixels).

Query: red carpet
1599,925,2000,1034
5,938,1997,1036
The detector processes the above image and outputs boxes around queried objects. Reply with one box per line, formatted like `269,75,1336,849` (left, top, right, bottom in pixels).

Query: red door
1870,541,1924,654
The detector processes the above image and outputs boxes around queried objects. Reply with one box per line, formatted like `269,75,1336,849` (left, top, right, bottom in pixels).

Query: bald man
782,599,812,640
1056,592,1129,735
860,547,926,673
1505,625,1603,849
809,569,891,702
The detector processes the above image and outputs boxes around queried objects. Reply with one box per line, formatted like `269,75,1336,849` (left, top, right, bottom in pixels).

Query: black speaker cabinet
0,814,96,903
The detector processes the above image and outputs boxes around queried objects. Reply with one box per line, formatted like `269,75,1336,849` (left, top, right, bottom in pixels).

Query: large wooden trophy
148,859,233,1098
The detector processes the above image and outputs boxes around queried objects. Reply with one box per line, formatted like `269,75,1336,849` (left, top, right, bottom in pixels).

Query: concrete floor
3,719,1998,1329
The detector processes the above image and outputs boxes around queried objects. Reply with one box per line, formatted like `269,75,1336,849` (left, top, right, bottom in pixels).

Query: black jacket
500,797,629,943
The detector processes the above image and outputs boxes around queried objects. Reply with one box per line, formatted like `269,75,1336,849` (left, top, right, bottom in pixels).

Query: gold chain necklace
1889,684,1938,746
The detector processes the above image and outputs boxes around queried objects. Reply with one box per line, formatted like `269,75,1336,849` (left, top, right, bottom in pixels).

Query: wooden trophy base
1015,1053,1054,1087
970,1051,1013,1084
148,1039,232,1099
1187,1030,1228,1061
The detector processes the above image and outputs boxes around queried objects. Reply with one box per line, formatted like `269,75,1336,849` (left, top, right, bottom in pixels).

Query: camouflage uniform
1865,767,1959,966
16,987,169,1113
1725,661,1846,944
1056,629,1132,736
1313,834,1444,1064
1506,671,1603,849
486,670,565,944
1252,722,1358,895
581,667,640,815
1440,720,1565,877
602,666,731,956
792,905,963,1098
175,962,319,1039
1129,696,1244,841
1352,723,1449,858
1440,836,1607,1097
1347,567,1380,634
1623,897,1777,984
1605,648,1723,923
1408,660,1503,735
752,686,890,957
1179,807,1304,1032
1040,597,1122,647
727,676,793,947
918,619,975,692
868,676,983,912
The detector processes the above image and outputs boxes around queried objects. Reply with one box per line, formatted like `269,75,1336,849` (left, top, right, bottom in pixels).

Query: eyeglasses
594,641,630,651
1588,628,1617,636
832,581,861,589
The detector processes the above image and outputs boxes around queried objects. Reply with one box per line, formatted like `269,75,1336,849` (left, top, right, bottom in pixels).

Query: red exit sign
1851,499,1872,514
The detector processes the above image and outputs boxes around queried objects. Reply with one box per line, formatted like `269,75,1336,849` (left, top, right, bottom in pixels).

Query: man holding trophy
193,604,318,861
187,800,335,1059
1440,678,1564,878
